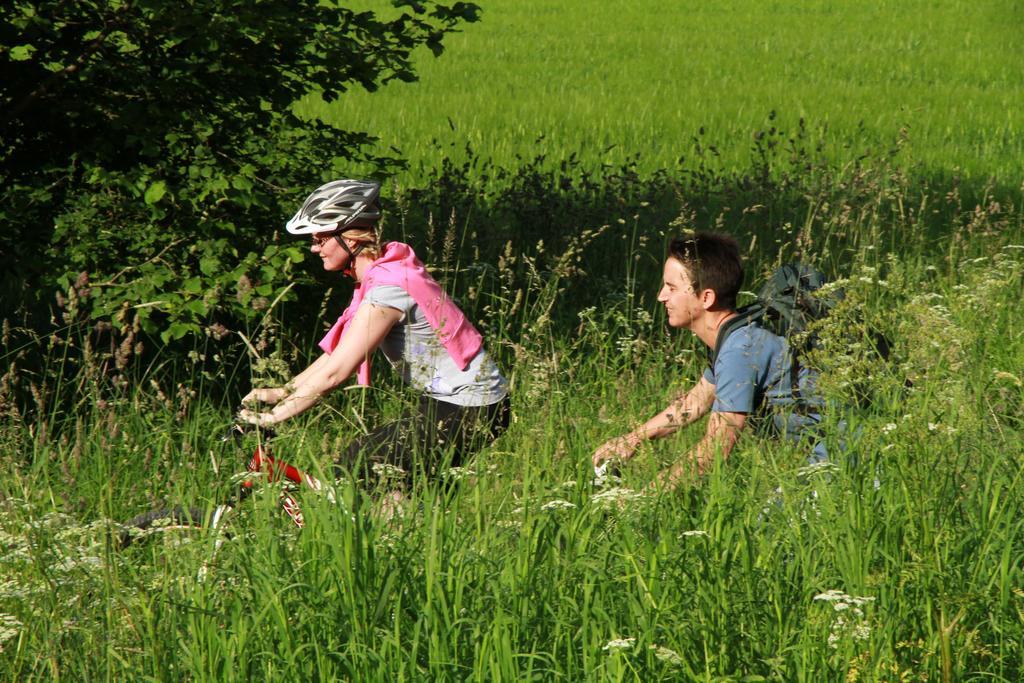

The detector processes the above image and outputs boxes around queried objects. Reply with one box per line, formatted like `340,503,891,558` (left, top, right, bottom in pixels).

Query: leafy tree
0,0,479,341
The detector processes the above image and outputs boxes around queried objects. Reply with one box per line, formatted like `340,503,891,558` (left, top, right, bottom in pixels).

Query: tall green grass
4,2,1023,677
1,165,1022,679
302,0,1024,185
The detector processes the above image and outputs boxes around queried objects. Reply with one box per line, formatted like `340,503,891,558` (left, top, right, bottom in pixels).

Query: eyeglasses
311,232,339,248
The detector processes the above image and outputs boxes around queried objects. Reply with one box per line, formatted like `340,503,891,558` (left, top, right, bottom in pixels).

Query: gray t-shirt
702,322,827,459
361,285,508,407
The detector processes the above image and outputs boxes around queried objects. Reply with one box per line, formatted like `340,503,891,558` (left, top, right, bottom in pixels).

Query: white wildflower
993,371,1022,387
796,461,838,478
376,532,399,551
649,644,683,665
29,512,73,531
881,423,897,433
230,470,263,486
0,530,22,547
852,624,871,641
815,590,875,649
371,463,407,481
814,590,875,607
442,466,474,482
634,307,653,325
541,499,576,512
814,589,849,603
603,637,635,652
167,534,199,549
0,614,21,651
616,335,645,355
592,461,621,488
0,579,39,600
591,487,644,509
817,279,849,295
55,554,104,573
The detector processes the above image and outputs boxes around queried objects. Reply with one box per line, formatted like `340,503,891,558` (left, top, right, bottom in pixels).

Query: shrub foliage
0,0,479,340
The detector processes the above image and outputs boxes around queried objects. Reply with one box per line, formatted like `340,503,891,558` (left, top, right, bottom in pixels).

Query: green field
3,0,1024,680
2,221,1024,680
303,0,1024,184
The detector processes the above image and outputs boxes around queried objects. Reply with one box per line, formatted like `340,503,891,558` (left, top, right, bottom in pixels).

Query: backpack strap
708,263,835,412
707,303,764,370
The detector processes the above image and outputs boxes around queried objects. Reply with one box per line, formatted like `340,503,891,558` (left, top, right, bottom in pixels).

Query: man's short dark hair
668,232,743,310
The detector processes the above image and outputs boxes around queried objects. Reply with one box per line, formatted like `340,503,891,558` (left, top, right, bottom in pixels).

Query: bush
0,0,479,340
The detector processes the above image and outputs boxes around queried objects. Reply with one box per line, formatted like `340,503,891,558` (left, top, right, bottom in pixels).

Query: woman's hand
237,407,276,428
592,432,642,468
241,387,289,406
237,303,401,427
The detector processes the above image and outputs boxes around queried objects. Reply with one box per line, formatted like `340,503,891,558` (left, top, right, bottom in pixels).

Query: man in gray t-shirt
592,232,827,492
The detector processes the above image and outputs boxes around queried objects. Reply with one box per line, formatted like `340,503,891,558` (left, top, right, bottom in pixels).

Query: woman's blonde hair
341,225,381,258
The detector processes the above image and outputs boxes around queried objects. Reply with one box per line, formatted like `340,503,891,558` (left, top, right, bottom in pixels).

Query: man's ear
699,287,718,311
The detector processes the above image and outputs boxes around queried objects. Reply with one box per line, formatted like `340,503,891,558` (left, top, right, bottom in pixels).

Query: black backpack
709,262,839,384
710,262,896,408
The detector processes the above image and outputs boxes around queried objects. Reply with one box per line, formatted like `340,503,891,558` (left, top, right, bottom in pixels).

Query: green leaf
144,181,168,205
183,276,203,294
9,44,36,61
199,254,221,276
160,321,197,343
230,176,253,192
185,299,209,315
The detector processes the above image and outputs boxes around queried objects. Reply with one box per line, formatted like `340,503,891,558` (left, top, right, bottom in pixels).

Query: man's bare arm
648,410,747,492
592,376,717,466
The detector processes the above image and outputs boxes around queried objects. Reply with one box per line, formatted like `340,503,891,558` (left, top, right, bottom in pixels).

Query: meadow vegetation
2,0,1024,680
310,0,1024,185
1,138,1022,679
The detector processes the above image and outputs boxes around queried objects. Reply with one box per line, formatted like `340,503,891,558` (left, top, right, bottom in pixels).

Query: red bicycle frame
242,439,332,528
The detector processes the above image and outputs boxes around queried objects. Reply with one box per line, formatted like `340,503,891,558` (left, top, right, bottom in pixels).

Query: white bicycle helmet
285,179,381,235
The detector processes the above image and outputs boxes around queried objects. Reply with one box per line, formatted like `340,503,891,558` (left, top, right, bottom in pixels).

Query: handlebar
222,416,277,443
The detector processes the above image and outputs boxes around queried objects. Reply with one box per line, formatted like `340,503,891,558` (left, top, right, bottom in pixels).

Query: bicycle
118,423,335,553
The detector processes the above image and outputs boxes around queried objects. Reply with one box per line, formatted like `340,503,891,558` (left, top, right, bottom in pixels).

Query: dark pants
333,395,510,486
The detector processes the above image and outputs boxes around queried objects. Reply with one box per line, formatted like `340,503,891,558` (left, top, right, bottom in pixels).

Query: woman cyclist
239,179,509,486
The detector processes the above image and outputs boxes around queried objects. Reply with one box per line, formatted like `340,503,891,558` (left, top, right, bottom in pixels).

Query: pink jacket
318,241,484,385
